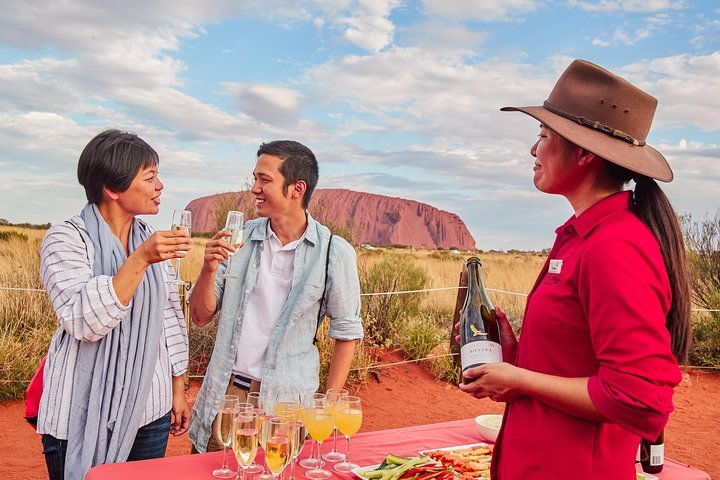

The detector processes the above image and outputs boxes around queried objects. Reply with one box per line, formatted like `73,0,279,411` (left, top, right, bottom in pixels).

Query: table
86,419,710,480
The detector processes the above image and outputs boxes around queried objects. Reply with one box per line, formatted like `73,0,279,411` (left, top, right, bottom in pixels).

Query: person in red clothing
459,59,692,479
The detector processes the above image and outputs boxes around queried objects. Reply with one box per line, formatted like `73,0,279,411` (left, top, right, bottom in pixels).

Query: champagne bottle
640,430,664,474
459,257,502,384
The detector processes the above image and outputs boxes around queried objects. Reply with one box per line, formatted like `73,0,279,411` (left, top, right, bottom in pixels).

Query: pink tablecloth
85,419,710,480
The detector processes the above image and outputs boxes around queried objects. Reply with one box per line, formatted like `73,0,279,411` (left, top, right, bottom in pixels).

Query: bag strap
313,235,334,345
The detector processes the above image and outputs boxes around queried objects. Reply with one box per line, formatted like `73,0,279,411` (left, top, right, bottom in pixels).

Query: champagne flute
247,392,268,476
299,393,325,470
332,396,363,473
304,394,334,480
233,411,260,480
221,211,244,279
275,401,303,480
167,209,191,286
212,395,239,479
321,388,348,463
265,417,294,480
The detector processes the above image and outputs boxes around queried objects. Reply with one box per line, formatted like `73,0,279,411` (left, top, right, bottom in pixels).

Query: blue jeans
42,411,171,479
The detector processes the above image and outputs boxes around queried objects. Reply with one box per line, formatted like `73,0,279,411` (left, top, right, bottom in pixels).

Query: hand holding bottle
201,230,243,274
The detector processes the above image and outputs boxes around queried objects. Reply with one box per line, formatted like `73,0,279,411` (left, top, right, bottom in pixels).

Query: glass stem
345,435,351,462
331,427,338,452
176,258,183,282
289,457,296,480
221,445,229,470
316,441,323,467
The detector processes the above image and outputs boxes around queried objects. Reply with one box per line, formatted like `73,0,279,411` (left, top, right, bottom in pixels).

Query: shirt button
245,289,250,294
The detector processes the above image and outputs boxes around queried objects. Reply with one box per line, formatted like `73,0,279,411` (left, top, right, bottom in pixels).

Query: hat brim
501,105,673,182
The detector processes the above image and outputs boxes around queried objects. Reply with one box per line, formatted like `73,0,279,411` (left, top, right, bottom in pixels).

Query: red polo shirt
493,191,680,480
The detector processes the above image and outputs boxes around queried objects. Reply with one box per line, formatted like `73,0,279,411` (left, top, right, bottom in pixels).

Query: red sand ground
2,349,718,479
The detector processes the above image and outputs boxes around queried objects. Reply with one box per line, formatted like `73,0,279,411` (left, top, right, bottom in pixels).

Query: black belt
232,373,253,391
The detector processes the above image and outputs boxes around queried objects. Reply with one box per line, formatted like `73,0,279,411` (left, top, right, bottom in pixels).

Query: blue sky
1,0,718,250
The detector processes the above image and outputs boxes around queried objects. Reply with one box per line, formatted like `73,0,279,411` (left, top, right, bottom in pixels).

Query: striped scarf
65,203,165,480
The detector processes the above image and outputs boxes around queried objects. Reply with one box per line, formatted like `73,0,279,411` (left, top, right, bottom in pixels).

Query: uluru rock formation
185,189,476,250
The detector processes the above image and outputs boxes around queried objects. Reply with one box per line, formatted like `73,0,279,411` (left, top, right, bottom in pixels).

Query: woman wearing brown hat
459,60,691,479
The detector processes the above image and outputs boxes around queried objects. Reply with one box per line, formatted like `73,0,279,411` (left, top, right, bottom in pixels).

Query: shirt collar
249,212,319,247
559,190,632,239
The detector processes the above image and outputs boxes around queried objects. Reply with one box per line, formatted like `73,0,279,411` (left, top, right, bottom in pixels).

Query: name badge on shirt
548,259,563,274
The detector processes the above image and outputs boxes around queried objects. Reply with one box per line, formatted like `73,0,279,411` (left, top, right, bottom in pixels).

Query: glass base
255,472,274,480
245,463,264,474
305,468,332,479
299,457,325,469
212,467,237,479
321,450,346,462
334,461,359,473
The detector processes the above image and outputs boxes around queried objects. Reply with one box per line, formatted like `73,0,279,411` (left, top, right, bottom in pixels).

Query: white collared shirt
232,224,303,381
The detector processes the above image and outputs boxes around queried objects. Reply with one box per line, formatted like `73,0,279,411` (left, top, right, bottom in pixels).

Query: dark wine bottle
640,430,665,474
459,257,502,384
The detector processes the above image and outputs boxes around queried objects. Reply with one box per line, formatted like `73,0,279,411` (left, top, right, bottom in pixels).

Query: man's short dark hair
77,129,159,204
257,140,318,209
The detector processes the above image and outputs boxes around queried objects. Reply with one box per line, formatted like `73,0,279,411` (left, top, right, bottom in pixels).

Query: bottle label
649,444,664,466
461,341,502,370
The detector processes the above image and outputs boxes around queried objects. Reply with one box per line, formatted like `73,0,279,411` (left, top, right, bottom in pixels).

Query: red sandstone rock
185,188,476,250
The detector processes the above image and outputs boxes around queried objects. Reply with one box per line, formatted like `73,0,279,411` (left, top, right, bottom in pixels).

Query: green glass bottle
459,257,502,384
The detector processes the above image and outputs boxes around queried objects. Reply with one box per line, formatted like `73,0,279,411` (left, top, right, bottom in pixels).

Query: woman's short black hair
256,140,318,209
77,129,159,204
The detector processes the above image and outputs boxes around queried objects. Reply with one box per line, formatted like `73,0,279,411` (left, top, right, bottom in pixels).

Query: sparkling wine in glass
248,392,271,478
333,396,363,473
265,417,294,480
221,210,244,279
275,399,303,480
233,411,260,480
299,393,325,470
168,209,191,286
212,395,239,479
322,388,348,463
304,394,334,480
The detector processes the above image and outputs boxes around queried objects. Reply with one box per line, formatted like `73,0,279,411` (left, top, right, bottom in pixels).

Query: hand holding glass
168,209,191,286
221,211,244,279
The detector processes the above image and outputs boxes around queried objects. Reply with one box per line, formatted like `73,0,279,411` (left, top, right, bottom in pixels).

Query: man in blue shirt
189,140,363,453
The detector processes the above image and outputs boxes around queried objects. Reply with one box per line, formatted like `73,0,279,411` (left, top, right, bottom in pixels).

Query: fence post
180,282,192,389
449,268,467,382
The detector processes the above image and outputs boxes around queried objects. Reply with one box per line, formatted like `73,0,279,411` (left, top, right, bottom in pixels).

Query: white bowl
475,414,502,443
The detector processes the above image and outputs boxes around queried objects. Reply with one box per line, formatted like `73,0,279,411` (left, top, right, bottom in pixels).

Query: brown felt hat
501,59,673,182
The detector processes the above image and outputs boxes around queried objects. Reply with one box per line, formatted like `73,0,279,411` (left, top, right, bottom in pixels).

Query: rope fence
2,284,720,312
2,283,720,380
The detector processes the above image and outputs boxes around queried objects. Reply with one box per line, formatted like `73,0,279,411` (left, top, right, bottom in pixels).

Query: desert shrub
392,314,444,360
359,253,428,344
0,228,56,400
430,342,460,384
683,213,720,366
316,321,374,389
0,231,28,242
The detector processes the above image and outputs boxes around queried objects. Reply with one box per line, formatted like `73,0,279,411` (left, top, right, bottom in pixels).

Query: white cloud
226,83,303,126
422,0,538,22
619,52,720,131
339,0,402,52
568,0,684,13
399,22,489,50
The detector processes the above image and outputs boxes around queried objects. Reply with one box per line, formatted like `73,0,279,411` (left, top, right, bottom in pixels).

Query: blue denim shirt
189,214,363,451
